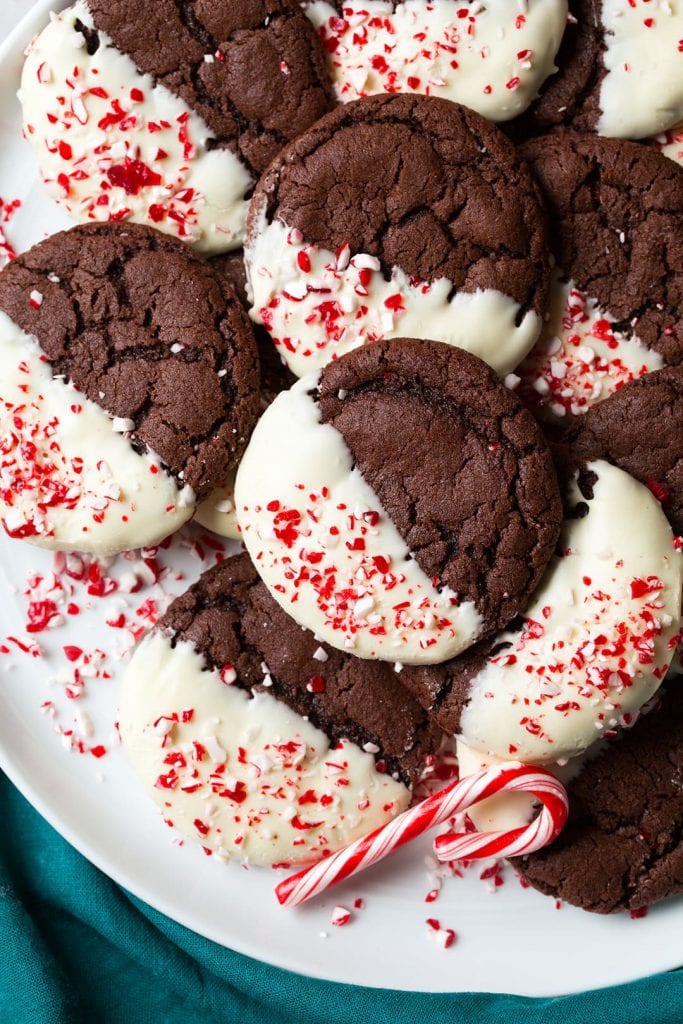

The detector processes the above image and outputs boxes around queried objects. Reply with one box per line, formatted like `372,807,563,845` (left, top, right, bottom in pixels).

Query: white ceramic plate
0,0,682,996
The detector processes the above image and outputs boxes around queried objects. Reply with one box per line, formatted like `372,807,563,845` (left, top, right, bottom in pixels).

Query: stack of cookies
2,0,682,914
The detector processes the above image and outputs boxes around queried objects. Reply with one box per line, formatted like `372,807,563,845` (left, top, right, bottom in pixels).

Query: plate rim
1,0,682,998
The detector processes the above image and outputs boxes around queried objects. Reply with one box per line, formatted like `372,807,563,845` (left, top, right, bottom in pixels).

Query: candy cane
275,763,568,908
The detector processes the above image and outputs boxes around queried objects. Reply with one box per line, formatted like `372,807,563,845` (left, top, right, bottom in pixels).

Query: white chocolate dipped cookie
20,0,334,253
236,339,563,665
245,93,551,378
0,223,260,555
119,553,441,866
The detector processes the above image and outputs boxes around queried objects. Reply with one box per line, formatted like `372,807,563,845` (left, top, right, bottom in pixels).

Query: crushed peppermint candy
305,0,563,122
21,3,251,252
243,487,463,656
0,196,20,269
518,281,663,419
252,225,441,370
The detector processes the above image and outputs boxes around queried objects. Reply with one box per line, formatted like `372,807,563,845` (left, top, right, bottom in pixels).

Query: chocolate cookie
398,460,681,764
524,0,683,140
0,222,260,555
516,133,683,420
119,552,441,866
245,93,552,378
196,251,295,539
561,367,683,536
522,1,603,135
517,685,683,913
21,0,334,254
303,0,567,122
210,250,294,405
236,338,563,665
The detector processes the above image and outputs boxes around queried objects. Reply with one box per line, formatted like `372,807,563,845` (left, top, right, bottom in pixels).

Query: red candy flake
25,599,62,633
426,918,457,949
106,158,162,196
306,675,326,694
646,477,670,503
331,905,351,927
291,815,325,831
629,576,663,600
0,196,20,268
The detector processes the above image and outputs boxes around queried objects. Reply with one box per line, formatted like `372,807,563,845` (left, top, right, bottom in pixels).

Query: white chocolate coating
305,0,568,121
459,461,682,764
0,312,193,555
20,2,252,254
655,122,683,167
119,633,410,866
517,276,663,420
235,375,483,664
599,0,683,139
194,468,240,540
245,213,542,378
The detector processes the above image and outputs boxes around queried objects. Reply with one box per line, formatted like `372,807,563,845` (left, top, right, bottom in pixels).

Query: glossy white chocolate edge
194,467,240,540
599,0,683,139
235,374,483,664
20,1,252,254
459,460,682,764
244,209,542,378
517,275,663,420
118,632,410,867
305,0,568,121
0,311,193,555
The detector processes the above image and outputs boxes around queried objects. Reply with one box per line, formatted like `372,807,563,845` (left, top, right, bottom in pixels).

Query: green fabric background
1,772,681,1024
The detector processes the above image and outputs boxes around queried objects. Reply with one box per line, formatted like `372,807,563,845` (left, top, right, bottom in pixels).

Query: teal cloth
1,772,681,1024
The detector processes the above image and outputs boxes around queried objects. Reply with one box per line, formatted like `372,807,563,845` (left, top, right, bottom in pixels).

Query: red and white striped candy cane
434,770,567,863
275,763,568,909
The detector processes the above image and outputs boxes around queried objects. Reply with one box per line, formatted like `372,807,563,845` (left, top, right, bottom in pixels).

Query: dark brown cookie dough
397,637,493,738
561,367,683,535
210,249,294,404
520,133,683,366
85,0,335,179
523,1,604,134
249,93,551,321
516,685,683,914
318,338,563,639
0,222,260,499
159,551,442,785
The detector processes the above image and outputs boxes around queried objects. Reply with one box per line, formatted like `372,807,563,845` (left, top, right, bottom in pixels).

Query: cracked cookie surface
211,249,295,403
86,0,336,179
318,339,563,638
520,133,683,366
251,93,550,316
0,223,261,498
516,685,683,913
397,457,682,750
159,552,442,785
